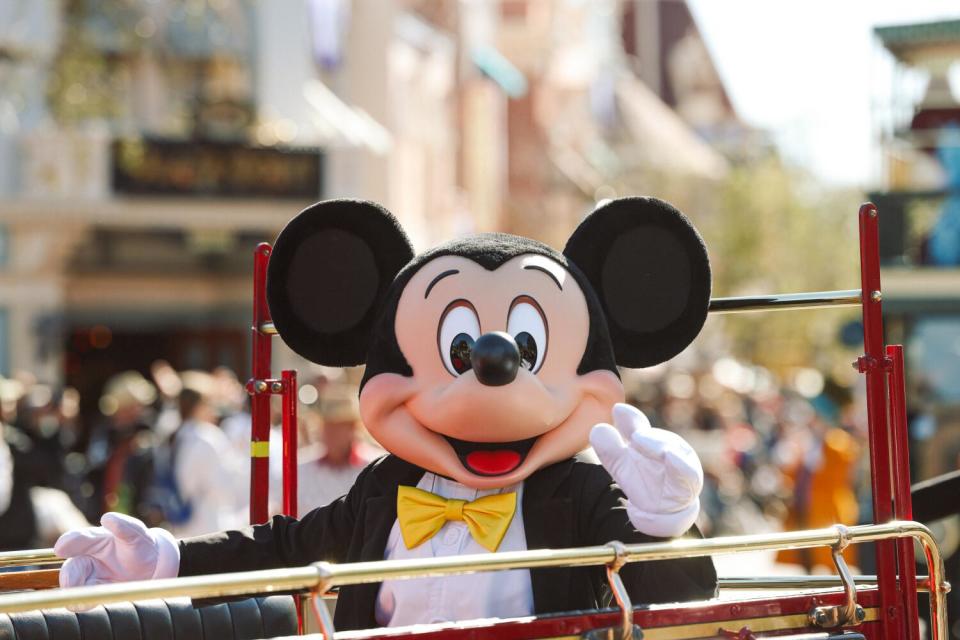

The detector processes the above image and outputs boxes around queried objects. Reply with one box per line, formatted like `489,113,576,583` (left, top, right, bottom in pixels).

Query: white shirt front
374,473,534,627
172,420,248,537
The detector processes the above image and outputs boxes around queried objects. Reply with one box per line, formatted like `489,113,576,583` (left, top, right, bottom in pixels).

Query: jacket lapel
340,455,425,630
342,454,585,627
363,455,426,549
523,458,576,615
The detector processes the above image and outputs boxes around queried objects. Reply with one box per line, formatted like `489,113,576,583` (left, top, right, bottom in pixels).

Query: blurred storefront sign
111,138,323,199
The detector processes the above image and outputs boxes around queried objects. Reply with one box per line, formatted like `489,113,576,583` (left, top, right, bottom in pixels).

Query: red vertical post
858,203,898,639
281,369,302,633
249,243,273,525
888,344,919,640
281,369,298,519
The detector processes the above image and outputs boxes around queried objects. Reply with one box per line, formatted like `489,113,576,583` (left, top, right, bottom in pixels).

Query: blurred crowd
0,357,870,575
0,361,382,551
623,358,869,572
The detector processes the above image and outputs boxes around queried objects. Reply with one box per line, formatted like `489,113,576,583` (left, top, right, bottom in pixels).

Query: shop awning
615,74,729,180
302,79,392,155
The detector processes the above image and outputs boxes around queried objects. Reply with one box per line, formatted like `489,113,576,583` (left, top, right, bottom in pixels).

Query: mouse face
266,197,711,489
359,252,623,488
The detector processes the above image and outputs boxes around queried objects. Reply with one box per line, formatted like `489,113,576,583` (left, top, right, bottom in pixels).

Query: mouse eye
438,301,480,376
507,297,547,373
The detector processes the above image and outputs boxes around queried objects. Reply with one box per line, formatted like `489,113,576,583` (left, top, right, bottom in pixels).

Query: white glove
590,403,703,538
54,512,180,587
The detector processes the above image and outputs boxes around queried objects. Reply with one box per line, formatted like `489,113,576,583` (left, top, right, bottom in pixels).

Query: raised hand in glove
590,403,703,538
55,512,180,587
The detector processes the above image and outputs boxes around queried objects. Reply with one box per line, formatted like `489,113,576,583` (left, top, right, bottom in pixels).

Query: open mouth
442,435,539,476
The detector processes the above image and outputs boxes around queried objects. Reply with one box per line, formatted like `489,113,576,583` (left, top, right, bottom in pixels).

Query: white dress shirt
172,420,248,537
374,473,534,627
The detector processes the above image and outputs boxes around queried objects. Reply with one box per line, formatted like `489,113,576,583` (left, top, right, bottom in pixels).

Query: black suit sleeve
912,469,960,523
577,463,717,605
178,462,373,577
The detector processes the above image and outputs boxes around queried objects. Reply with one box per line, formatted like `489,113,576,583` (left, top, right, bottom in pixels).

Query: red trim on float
250,243,273,525
889,345,919,640
281,369,299,519
334,588,883,639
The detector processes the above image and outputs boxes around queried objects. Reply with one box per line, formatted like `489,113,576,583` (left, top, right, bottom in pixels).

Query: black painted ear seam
562,196,711,368
266,199,415,366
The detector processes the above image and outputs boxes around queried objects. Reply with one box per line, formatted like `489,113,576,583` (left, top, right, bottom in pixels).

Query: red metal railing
249,243,273,525
889,345,919,640
855,203,920,639
247,242,299,525
281,369,299,519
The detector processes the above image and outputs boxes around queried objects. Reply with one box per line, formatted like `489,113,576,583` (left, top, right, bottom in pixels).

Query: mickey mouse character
56,197,718,631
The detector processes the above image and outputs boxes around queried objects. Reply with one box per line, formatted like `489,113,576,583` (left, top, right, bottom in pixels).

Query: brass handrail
0,544,919,591
0,549,59,568
0,521,947,639
0,560,930,593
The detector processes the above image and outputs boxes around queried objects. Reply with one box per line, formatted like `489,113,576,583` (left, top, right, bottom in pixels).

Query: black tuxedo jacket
179,454,717,631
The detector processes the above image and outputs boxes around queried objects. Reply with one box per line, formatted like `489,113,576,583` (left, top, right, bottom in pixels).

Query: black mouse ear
563,197,711,368
267,199,414,366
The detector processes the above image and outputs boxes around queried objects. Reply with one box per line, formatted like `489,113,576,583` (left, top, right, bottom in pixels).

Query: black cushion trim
167,599,202,640
0,596,296,640
197,600,230,640
104,603,140,640
227,599,259,640
43,609,80,640
10,611,48,640
132,600,172,640
76,607,111,640
257,597,297,638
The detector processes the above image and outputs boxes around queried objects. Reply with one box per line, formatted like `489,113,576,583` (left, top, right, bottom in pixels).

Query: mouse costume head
267,197,711,489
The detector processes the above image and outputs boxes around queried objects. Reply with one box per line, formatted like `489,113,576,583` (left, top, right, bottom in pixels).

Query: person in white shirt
169,384,247,538
297,386,382,515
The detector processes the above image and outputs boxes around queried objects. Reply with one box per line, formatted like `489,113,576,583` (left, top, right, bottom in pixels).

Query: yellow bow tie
396,485,517,553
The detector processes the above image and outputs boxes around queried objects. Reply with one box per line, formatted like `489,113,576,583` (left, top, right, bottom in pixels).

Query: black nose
470,332,520,386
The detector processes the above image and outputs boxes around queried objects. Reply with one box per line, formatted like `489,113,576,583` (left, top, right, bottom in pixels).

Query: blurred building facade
0,0,739,424
0,1,329,420
871,18,960,480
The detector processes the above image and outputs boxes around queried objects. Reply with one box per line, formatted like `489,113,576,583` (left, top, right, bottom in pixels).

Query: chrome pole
718,574,934,593
709,289,862,314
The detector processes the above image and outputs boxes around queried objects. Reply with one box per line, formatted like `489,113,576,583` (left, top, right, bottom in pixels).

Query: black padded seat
0,596,297,640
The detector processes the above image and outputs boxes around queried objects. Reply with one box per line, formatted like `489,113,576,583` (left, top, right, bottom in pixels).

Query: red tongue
465,450,522,476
